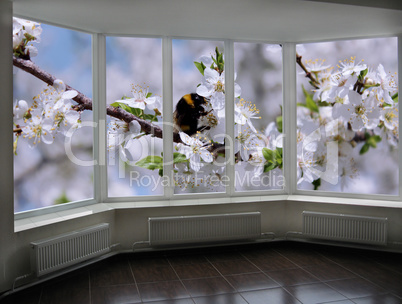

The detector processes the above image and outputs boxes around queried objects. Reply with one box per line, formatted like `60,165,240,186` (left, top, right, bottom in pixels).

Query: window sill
14,203,113,232
14,194,402,232
287,195,402,208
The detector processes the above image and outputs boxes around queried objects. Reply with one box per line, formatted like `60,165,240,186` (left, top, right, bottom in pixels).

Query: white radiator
31,223,110,277
302,211,388,245
148,212,261,246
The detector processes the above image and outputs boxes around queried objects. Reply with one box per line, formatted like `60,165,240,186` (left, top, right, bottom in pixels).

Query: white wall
1,0,402,295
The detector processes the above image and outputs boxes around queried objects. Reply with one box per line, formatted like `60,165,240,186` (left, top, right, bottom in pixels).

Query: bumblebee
174,93,210,136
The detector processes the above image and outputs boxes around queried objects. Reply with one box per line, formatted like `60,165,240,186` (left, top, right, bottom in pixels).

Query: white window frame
13,17,402,222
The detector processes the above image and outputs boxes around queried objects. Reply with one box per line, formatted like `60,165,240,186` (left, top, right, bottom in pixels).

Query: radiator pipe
12,272,34,291
132,241,150,251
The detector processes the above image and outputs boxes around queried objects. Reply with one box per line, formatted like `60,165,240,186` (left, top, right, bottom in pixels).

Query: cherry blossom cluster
14,80,81,152
172,49,283,189
13,17,42,59
297,55,398,189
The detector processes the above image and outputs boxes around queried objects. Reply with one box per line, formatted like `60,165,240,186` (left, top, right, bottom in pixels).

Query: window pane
234,42,284,191
296,37,398,195
106,37,163,197
173,39,226,194
13,18,93,212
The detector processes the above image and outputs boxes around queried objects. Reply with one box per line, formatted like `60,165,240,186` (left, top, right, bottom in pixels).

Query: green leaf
275,148,283,166
366,133,381,148
54,192,70,205
358,68,368,81
319,101,331,107
276,115,283,133
158,169,163,177
143,114,158,122
110,102,143,117
392,92,398,103
312,178,321,190
262,148,275,161
194,61,206,76
135,155,163,170
146,92,152,98
173,152,188,164
359,143,370,155
302,85,319,113
264,162,277,172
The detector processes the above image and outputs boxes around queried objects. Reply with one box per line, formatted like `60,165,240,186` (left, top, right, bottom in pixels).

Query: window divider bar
92,33,107,203
162,37,174,199
282,43,297,195
224,40,235,196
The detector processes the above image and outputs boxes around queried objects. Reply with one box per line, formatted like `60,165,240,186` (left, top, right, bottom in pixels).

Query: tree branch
13,56,227,154
296,53,320,89
13,56,166,140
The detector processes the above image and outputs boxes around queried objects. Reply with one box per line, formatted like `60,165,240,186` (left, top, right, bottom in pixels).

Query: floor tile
240,247,281,260
278,249,331,267
138,280,189,302
0,286,42,304
241,287,302,304
249,254,299,271
212,259,260,275
285,282,347,304
173,263,220,279
182,277,236,297
142,299,195,304
40,286,90,304
193,293,248,304
167,254,208,265
266,268,320,286
351,294,402,304
90,257,135,287
91,284,141,304
302,263,356,281
225,273,279,292
129,257,170,269
44,269,90,290
317,300,355,304
326,278,387,299
342,264,402,296
206,251,245,262
4,241,402,304
132,265,178,283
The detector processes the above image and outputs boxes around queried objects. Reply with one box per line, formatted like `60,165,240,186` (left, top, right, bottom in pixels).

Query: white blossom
21,109,54,148
337,56,366,76
118,84,156,110
177,132,213,172
235,99,261,133
196,67,241,111
374,64,397,105
332,91,380,131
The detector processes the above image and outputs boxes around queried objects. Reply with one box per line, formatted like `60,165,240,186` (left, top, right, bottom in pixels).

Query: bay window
12,17,400,218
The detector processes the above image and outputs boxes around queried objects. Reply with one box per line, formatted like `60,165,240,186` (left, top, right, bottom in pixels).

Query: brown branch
296,53,320,90
13,56,167,140
13,56,226,154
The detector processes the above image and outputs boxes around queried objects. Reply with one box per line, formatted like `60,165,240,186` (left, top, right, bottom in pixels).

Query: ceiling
11,0,402,42
303,0,402,11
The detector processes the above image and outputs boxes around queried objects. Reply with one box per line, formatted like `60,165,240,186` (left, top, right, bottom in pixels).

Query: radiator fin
31,223,110,277
149,212,261,246
302,211,388,245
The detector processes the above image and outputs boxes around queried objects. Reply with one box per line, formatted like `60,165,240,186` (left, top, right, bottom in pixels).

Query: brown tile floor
1,241,402,304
